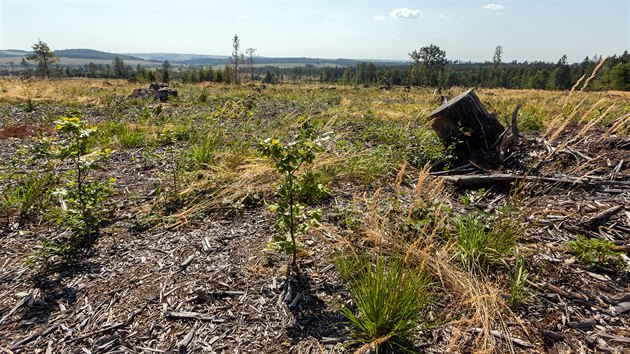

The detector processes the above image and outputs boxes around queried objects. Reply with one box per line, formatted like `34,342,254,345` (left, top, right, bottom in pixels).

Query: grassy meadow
0,77,629,353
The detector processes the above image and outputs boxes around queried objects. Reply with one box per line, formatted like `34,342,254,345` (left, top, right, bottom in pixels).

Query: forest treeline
5,50,629,91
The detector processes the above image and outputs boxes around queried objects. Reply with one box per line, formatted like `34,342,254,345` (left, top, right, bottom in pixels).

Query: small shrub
568,236,626,270
159,128,189,191
27,116,114,267
336,252,433,352
258,127,323,274
23,98,36,113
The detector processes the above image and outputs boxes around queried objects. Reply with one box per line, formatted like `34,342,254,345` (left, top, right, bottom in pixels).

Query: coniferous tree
610,62,630,90
547,55,571,90
205,65,215,82
112,57,127,79
230,35,241,84
222,65,232,84
246,48,257,82
26,39,59,79
161,60,172,83
492,45,503,86
262,70,274,84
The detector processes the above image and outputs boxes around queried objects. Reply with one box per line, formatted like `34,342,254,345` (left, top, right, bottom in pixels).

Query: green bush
296,171,331,204
27,116,114,267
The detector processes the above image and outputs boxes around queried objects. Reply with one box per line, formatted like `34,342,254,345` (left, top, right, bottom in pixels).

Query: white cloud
374,15,386,21
237,15,248,20
389,8,423,19
483,3,505,11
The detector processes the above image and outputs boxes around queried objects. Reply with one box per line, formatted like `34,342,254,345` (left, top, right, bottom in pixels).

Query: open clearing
0,78,629,353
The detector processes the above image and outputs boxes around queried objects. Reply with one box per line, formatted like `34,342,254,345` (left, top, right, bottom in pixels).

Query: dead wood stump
429,89,505,167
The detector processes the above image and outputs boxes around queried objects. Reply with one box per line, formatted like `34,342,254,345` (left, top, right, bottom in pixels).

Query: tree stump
429,89,505,167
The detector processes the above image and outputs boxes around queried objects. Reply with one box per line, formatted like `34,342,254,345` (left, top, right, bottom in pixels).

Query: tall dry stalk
580,56,608,92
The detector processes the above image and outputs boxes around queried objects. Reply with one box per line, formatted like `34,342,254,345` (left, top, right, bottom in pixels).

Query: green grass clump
568,236,626,270
98,121,151,148
190,129,223,166
507,250,532,309
456,212,520,272
336,253,433,352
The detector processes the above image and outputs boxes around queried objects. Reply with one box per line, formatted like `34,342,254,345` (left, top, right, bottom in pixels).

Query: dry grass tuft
605,112,630,137
158,159,276,228
335,165,518,353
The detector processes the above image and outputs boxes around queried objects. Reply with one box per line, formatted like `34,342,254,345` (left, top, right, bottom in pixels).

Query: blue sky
1,0,628,63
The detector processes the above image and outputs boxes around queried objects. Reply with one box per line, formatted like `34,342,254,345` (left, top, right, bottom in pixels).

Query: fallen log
438,173,630,190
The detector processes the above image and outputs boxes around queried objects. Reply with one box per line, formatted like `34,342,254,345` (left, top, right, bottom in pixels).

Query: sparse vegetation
0,77,628,352
507,250,533,309
568,236,627,271
455,211,521,273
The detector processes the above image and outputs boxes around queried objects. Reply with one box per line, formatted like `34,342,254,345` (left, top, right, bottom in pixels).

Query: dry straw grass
158,148,340,229
157,159,276,229
563,56,607,106
337,165,519,353
0,77,134,104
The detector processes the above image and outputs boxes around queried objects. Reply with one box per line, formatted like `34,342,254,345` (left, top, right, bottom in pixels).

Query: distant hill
0,49,29,58
134,53,404,67
0,48,405,68
124,53,227,62
53,49,144,61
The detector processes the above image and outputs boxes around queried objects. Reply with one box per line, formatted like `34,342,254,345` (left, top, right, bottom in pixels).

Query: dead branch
583,205,623,227
438,173,630,190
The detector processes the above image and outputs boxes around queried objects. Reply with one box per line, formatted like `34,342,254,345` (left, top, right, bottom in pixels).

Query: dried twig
178,325,196,352
439,173,630,189
0,294,31,326
470,327,533,348
70,302,148,342
583,205,623,227
165,311,223,322
9,324,58,350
